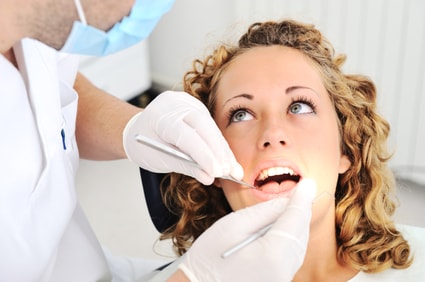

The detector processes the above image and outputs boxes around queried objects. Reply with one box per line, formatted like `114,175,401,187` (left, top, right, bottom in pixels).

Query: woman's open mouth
253,166,301,195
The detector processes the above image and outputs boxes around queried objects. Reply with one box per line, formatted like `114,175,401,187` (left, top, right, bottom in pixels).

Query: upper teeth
256,167,295,181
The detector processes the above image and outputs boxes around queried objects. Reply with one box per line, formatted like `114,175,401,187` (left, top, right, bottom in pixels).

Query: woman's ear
338,155,351,174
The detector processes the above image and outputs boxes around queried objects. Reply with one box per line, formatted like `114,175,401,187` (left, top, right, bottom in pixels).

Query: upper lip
251,160,302,188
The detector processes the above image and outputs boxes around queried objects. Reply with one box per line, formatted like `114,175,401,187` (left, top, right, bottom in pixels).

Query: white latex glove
123,91,243,185
179,179,316,282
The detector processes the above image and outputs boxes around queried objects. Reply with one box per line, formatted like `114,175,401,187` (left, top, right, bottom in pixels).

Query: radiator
233,0,425,183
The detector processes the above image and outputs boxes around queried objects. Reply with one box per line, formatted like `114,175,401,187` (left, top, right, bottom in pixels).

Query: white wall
148,0,238,89
79,41,151,101
149,0,425,184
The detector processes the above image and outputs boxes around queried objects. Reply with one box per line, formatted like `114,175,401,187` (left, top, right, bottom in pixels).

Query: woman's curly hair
160,19,412,272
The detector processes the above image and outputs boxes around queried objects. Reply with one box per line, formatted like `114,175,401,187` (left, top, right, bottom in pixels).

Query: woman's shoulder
399,224,425,268
350,224,425,281
398,223,425,240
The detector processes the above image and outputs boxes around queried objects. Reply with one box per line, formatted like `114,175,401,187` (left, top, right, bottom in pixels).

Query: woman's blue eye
231,109,253,123
289,102,314,114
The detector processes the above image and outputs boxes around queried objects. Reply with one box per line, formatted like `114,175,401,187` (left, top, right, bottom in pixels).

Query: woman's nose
262,139,286,148
258,121,288,149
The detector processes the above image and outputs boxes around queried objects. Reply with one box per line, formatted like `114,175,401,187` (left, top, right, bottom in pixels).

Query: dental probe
221,191,334,258
221,223,273,258
134,134,257,189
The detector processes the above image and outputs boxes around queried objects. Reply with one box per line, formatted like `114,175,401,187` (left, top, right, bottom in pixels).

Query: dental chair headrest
139,168,178,232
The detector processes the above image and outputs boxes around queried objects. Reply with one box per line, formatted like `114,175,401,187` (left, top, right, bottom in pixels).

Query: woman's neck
293,208,359,281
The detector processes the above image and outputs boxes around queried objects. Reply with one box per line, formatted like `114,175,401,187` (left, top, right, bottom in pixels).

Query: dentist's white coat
0,38,111,281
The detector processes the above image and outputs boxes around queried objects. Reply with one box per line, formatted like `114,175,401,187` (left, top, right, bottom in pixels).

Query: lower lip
251,181,297,201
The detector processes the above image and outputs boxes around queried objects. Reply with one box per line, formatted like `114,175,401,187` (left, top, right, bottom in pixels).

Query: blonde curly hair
160,19,412,272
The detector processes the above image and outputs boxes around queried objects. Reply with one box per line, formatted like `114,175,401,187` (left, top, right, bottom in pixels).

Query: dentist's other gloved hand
123,91,243,185
178,179,316,282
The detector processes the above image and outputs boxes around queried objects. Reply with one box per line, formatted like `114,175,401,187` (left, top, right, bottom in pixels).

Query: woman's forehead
216,46,325,96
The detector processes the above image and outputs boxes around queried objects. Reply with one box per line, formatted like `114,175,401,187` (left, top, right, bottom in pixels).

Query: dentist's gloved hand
178,179,316,282
123,91,243,185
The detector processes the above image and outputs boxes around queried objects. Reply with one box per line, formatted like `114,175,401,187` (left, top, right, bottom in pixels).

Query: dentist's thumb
271,178,317,234
262,178,317,270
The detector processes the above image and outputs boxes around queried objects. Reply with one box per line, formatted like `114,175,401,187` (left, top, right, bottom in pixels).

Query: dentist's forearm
74,72,141,160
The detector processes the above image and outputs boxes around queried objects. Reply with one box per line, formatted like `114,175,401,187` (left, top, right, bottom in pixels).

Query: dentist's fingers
182,110,244,180
266,178,316,248
123,91,243,184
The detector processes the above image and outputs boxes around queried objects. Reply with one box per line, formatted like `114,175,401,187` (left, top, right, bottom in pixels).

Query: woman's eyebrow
286,86,320,98
222,86,320,109
222,93,254,108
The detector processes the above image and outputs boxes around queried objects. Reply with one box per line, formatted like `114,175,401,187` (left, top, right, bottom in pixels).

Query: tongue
259,180,297,194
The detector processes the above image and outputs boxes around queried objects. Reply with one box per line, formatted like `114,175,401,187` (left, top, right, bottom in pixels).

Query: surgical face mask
61,0,174,56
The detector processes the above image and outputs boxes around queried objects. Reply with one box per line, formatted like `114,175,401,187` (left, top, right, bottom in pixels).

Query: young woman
152,19,425,281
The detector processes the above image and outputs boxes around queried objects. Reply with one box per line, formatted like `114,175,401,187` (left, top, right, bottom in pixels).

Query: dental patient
150,19,425,281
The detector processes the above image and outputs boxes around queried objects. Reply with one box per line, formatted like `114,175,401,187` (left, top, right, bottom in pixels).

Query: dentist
0,0,315,281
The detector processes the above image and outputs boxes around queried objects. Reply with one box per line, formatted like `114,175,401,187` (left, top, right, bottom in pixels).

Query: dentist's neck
2,48,17,68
